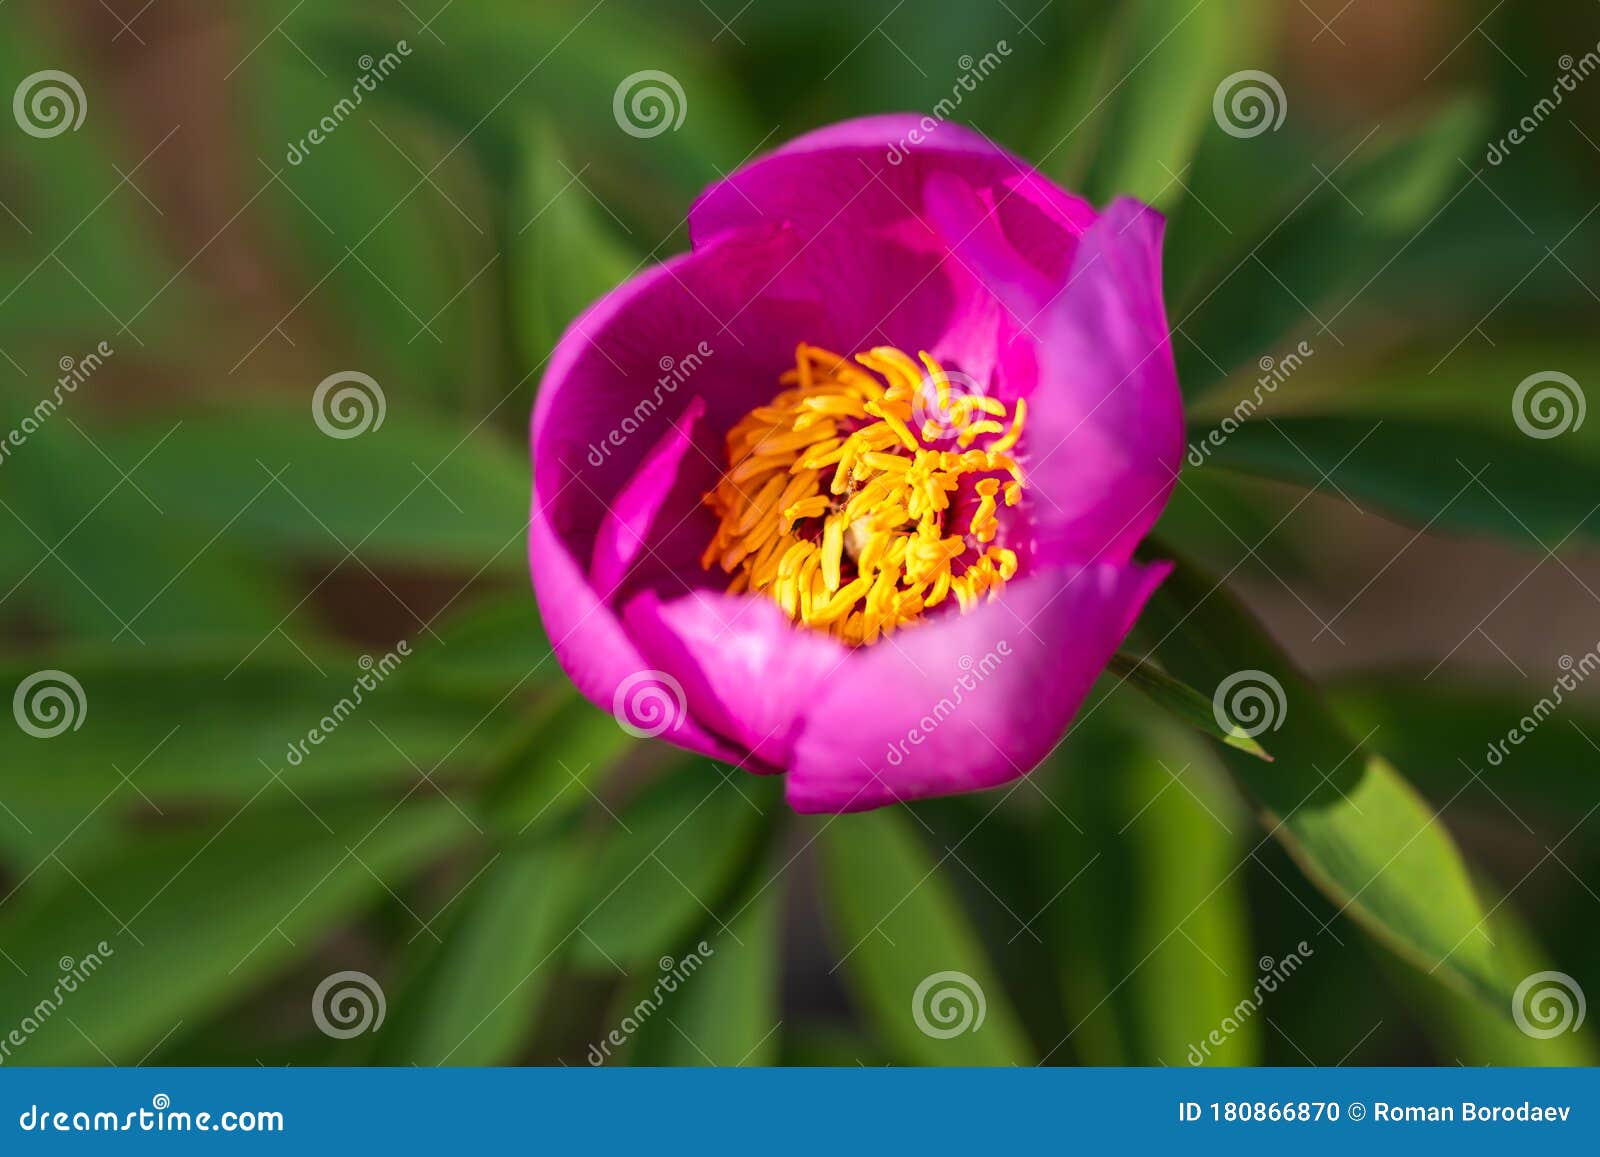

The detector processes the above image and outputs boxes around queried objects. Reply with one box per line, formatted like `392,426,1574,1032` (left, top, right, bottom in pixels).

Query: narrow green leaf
1402,880,1596,1066
0,642,525,819
297,1,759,205
1135,543,1509,1007
0,412,295,643
1330,677,1600,819
485,690,638,838
571,762,775,971
377,838,591,1065
1027,1,1130,187
94,407,528,570
1108,651,1272,760
622,871,783,1066
1192,343,1600,548
509,119,639,382
0,20,191,348
1051,732,1259,1065
405,591,552,697
248,46,500,405
1082,0,1266,209
1177,98,1487,394
0,799,467,1064
783,1022,890,1067
821,809,1032,1065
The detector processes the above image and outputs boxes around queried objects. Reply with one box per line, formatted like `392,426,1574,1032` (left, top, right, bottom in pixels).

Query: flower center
701,343,1026,646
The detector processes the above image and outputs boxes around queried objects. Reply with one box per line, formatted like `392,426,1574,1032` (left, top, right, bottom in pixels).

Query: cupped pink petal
622,589,847,773
589,395,707,599
927,194,1184,567
689,114,1097,288
783,559,1171,813
531,227,831,759
527,513,743,764
532,223,827,579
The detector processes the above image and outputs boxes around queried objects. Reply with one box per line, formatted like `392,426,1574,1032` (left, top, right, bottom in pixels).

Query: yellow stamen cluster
701,343,1027,646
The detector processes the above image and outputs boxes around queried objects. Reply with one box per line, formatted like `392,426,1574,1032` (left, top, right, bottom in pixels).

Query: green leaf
1330,676,1600,819
0,642,526,823
1177,98,1487,394
821,808,1032,1065
0,410,296,644
1082,0,1267,209
571,761,775,971
509,119,640,384
1134,542,1509,1007
484,690,639,838
247,45,501,406
0,798,467,1064
1192,343,1600,548
404,591,552,697
296,1,758,208
0,19,191,350
1107,652,1272,759
93,406,528,570
621,870,783,1066
1050,730,1259,1065
783,1022,890,1067
1401,879,1597,1066
377,837,592,1065
1211,413,1600,545
1027,1,1125,188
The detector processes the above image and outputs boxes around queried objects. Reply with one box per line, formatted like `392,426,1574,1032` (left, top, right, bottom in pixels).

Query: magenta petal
689,115,1097,283
532,224,827,582
922,170,1054,328
589,395,708,599
623,589,846,773
783,560,1171,813
527,513,743,764
1000,198,1185,567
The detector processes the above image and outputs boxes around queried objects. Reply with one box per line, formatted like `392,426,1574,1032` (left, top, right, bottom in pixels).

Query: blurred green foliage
0,0,1597,1068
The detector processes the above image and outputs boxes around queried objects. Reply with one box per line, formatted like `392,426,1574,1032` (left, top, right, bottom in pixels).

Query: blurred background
1,0,1598,1066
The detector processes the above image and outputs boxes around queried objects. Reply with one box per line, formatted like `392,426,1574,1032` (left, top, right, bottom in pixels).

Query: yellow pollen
702,342,1029,646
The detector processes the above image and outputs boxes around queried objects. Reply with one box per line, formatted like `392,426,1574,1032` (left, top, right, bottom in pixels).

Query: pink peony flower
529,115,1182,813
